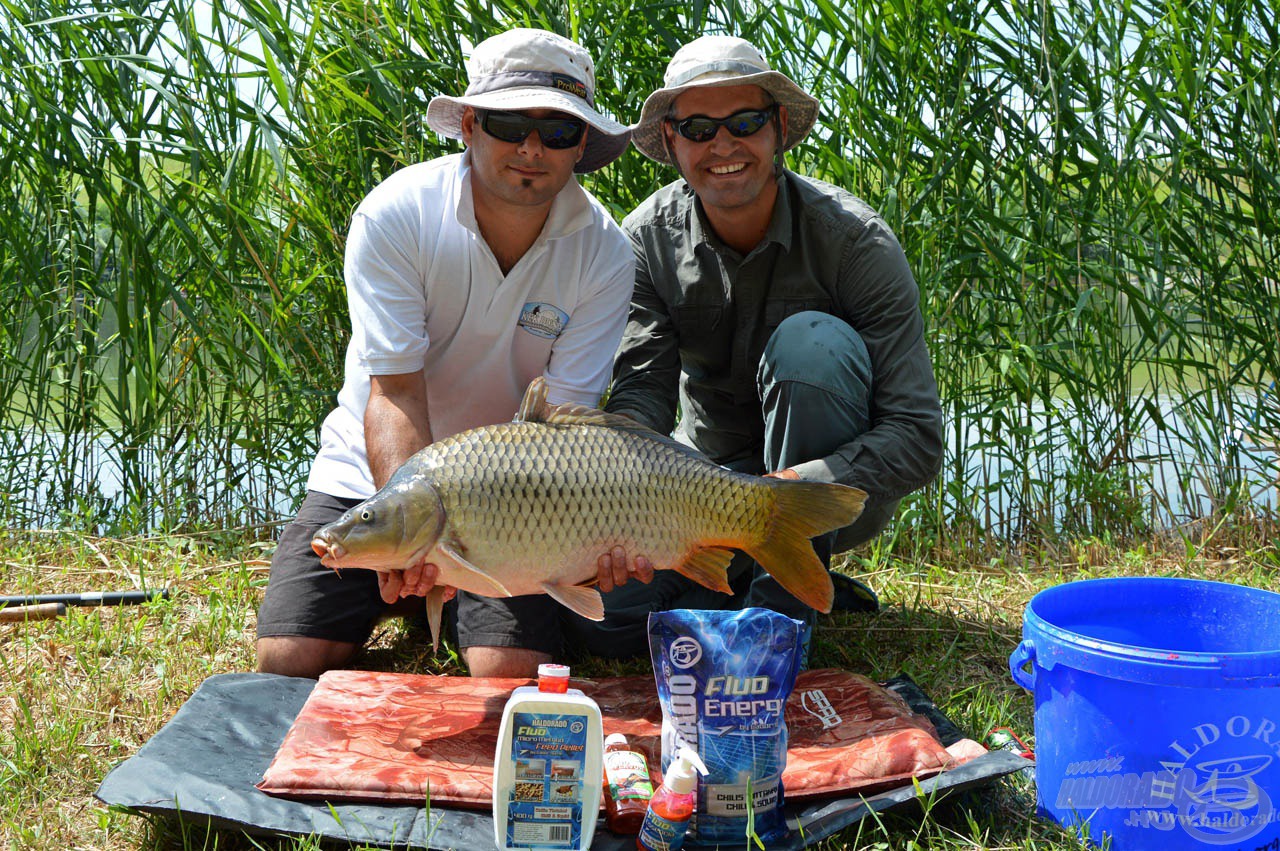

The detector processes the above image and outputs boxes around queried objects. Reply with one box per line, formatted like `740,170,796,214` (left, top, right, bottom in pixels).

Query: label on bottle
503,711,589,848
638,809,687,851
605,751,654,802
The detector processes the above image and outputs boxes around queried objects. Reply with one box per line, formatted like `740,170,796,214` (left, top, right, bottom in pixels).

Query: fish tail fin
742,481,868,614
771,480,868,538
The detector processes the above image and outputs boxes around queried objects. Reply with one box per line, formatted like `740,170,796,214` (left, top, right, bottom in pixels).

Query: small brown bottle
602,733,654,834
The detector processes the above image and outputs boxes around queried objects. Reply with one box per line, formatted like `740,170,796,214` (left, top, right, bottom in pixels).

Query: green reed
0,0,1276,544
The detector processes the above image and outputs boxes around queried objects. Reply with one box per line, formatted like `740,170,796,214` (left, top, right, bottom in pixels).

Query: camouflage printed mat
96,671,1030,849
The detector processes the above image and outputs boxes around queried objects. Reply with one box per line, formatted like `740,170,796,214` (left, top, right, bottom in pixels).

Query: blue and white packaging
647,608,805,845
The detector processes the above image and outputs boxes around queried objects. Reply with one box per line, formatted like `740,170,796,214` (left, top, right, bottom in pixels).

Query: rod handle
0,603,67,623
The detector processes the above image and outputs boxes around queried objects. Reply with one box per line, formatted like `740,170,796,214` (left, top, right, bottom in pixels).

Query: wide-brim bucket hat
426,28,631,173
632,35,819,165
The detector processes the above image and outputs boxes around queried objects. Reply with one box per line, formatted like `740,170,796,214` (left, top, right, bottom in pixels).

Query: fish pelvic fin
742,481,869,613
542,581,605,621
674,547,736,595
424,586,447,652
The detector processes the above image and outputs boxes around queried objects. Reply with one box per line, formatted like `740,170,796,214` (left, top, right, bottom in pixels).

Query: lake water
4,392,1277,537
948,392,1278,533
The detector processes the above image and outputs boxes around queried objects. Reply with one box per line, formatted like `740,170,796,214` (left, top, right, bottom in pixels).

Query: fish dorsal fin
516,376,650,430
516,378,670,435
514,378,710,461
515,377,551,423
541,581,606,622
542,403,662,433
437,538,513,598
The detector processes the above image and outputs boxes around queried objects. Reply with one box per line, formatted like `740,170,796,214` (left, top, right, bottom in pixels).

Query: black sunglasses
477,110,586,149
669,105,777,143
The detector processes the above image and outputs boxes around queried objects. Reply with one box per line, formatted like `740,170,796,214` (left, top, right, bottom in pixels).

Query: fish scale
433,423,739,568
312,378,868,649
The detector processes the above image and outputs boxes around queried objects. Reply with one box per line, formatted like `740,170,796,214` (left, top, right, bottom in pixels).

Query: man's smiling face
663,84,787,218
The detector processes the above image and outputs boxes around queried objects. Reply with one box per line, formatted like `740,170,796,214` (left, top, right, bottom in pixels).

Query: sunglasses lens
482,112,532,143
678,118,721,142
481,112,584,148
536,119,585,149
731,110,771,136
675,108,774,142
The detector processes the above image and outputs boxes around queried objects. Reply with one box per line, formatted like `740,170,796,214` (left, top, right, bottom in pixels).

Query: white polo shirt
307,152,634,500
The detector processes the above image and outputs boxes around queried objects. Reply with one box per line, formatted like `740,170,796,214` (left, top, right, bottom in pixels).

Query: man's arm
363,369,452,602
365,370,432,489
602,228,681,433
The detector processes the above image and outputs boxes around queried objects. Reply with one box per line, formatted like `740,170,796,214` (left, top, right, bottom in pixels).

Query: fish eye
360,509,373,522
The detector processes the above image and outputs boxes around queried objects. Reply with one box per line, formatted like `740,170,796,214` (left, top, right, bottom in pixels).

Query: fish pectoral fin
437,540,513,597
674,547,736,595
424,586,447,652
541,582,605,621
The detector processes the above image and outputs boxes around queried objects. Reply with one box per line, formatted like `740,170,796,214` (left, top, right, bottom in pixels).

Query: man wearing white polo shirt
256,28,636,679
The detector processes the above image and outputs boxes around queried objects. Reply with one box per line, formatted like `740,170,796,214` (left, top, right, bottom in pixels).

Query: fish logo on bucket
1056,714,1278,845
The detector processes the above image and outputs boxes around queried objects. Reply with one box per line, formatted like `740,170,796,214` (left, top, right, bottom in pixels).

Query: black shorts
467,567,741,661
257,491,390,645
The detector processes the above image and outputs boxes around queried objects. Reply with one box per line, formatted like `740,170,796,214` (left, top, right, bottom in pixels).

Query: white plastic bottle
493,664,604,850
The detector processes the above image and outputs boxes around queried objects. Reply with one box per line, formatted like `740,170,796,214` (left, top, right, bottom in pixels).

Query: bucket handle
1009,639,1036,691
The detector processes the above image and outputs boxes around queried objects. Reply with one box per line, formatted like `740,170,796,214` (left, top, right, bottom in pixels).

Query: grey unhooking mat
95,672,1029,849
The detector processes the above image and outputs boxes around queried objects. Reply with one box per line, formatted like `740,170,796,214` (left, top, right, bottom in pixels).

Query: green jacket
606,171,943,518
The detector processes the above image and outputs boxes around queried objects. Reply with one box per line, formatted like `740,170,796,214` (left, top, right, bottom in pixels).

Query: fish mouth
311,535,346,568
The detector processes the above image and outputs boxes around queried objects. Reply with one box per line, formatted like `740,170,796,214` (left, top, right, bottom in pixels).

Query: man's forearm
605,339,681,435
365,370,433,489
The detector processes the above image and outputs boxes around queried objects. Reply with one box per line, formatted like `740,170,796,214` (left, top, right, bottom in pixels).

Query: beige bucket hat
631,35,819,164
426,28,631,173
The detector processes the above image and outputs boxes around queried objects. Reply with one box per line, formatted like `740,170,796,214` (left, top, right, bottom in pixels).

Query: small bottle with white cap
635,746,708,851
492,664,604,850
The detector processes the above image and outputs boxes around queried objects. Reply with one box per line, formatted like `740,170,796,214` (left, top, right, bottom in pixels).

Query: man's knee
761,311,871,397
462,645,551,678
256,635,358,679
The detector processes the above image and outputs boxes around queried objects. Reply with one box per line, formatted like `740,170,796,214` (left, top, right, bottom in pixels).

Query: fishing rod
0,603,67,623
0,588,169,608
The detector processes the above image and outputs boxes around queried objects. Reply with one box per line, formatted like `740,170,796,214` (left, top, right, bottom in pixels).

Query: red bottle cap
537,663,570,693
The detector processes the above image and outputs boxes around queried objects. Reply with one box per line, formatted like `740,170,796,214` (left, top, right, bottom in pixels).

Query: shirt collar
688,171,795,257
455,150,594,241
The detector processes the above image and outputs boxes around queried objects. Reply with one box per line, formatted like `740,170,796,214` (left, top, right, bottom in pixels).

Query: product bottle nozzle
664,747,708,795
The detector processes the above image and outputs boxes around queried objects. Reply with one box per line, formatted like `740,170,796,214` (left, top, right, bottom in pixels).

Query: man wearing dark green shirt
591,35,943,651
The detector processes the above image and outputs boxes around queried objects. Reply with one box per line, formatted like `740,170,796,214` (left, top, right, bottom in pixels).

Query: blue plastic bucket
1010,577,1280,848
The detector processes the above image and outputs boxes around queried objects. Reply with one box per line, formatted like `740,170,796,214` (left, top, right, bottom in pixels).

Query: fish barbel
311,378,867,648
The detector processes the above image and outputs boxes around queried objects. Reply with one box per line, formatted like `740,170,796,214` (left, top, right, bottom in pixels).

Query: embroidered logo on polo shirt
519,302,568,339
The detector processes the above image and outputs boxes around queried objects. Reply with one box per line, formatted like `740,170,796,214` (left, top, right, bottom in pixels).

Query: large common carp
311,378,867,648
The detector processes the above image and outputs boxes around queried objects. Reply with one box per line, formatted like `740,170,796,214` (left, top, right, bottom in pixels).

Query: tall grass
1,0,1276,544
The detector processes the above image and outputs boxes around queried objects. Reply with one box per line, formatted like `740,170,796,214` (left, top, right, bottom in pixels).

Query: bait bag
648,608,804,845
